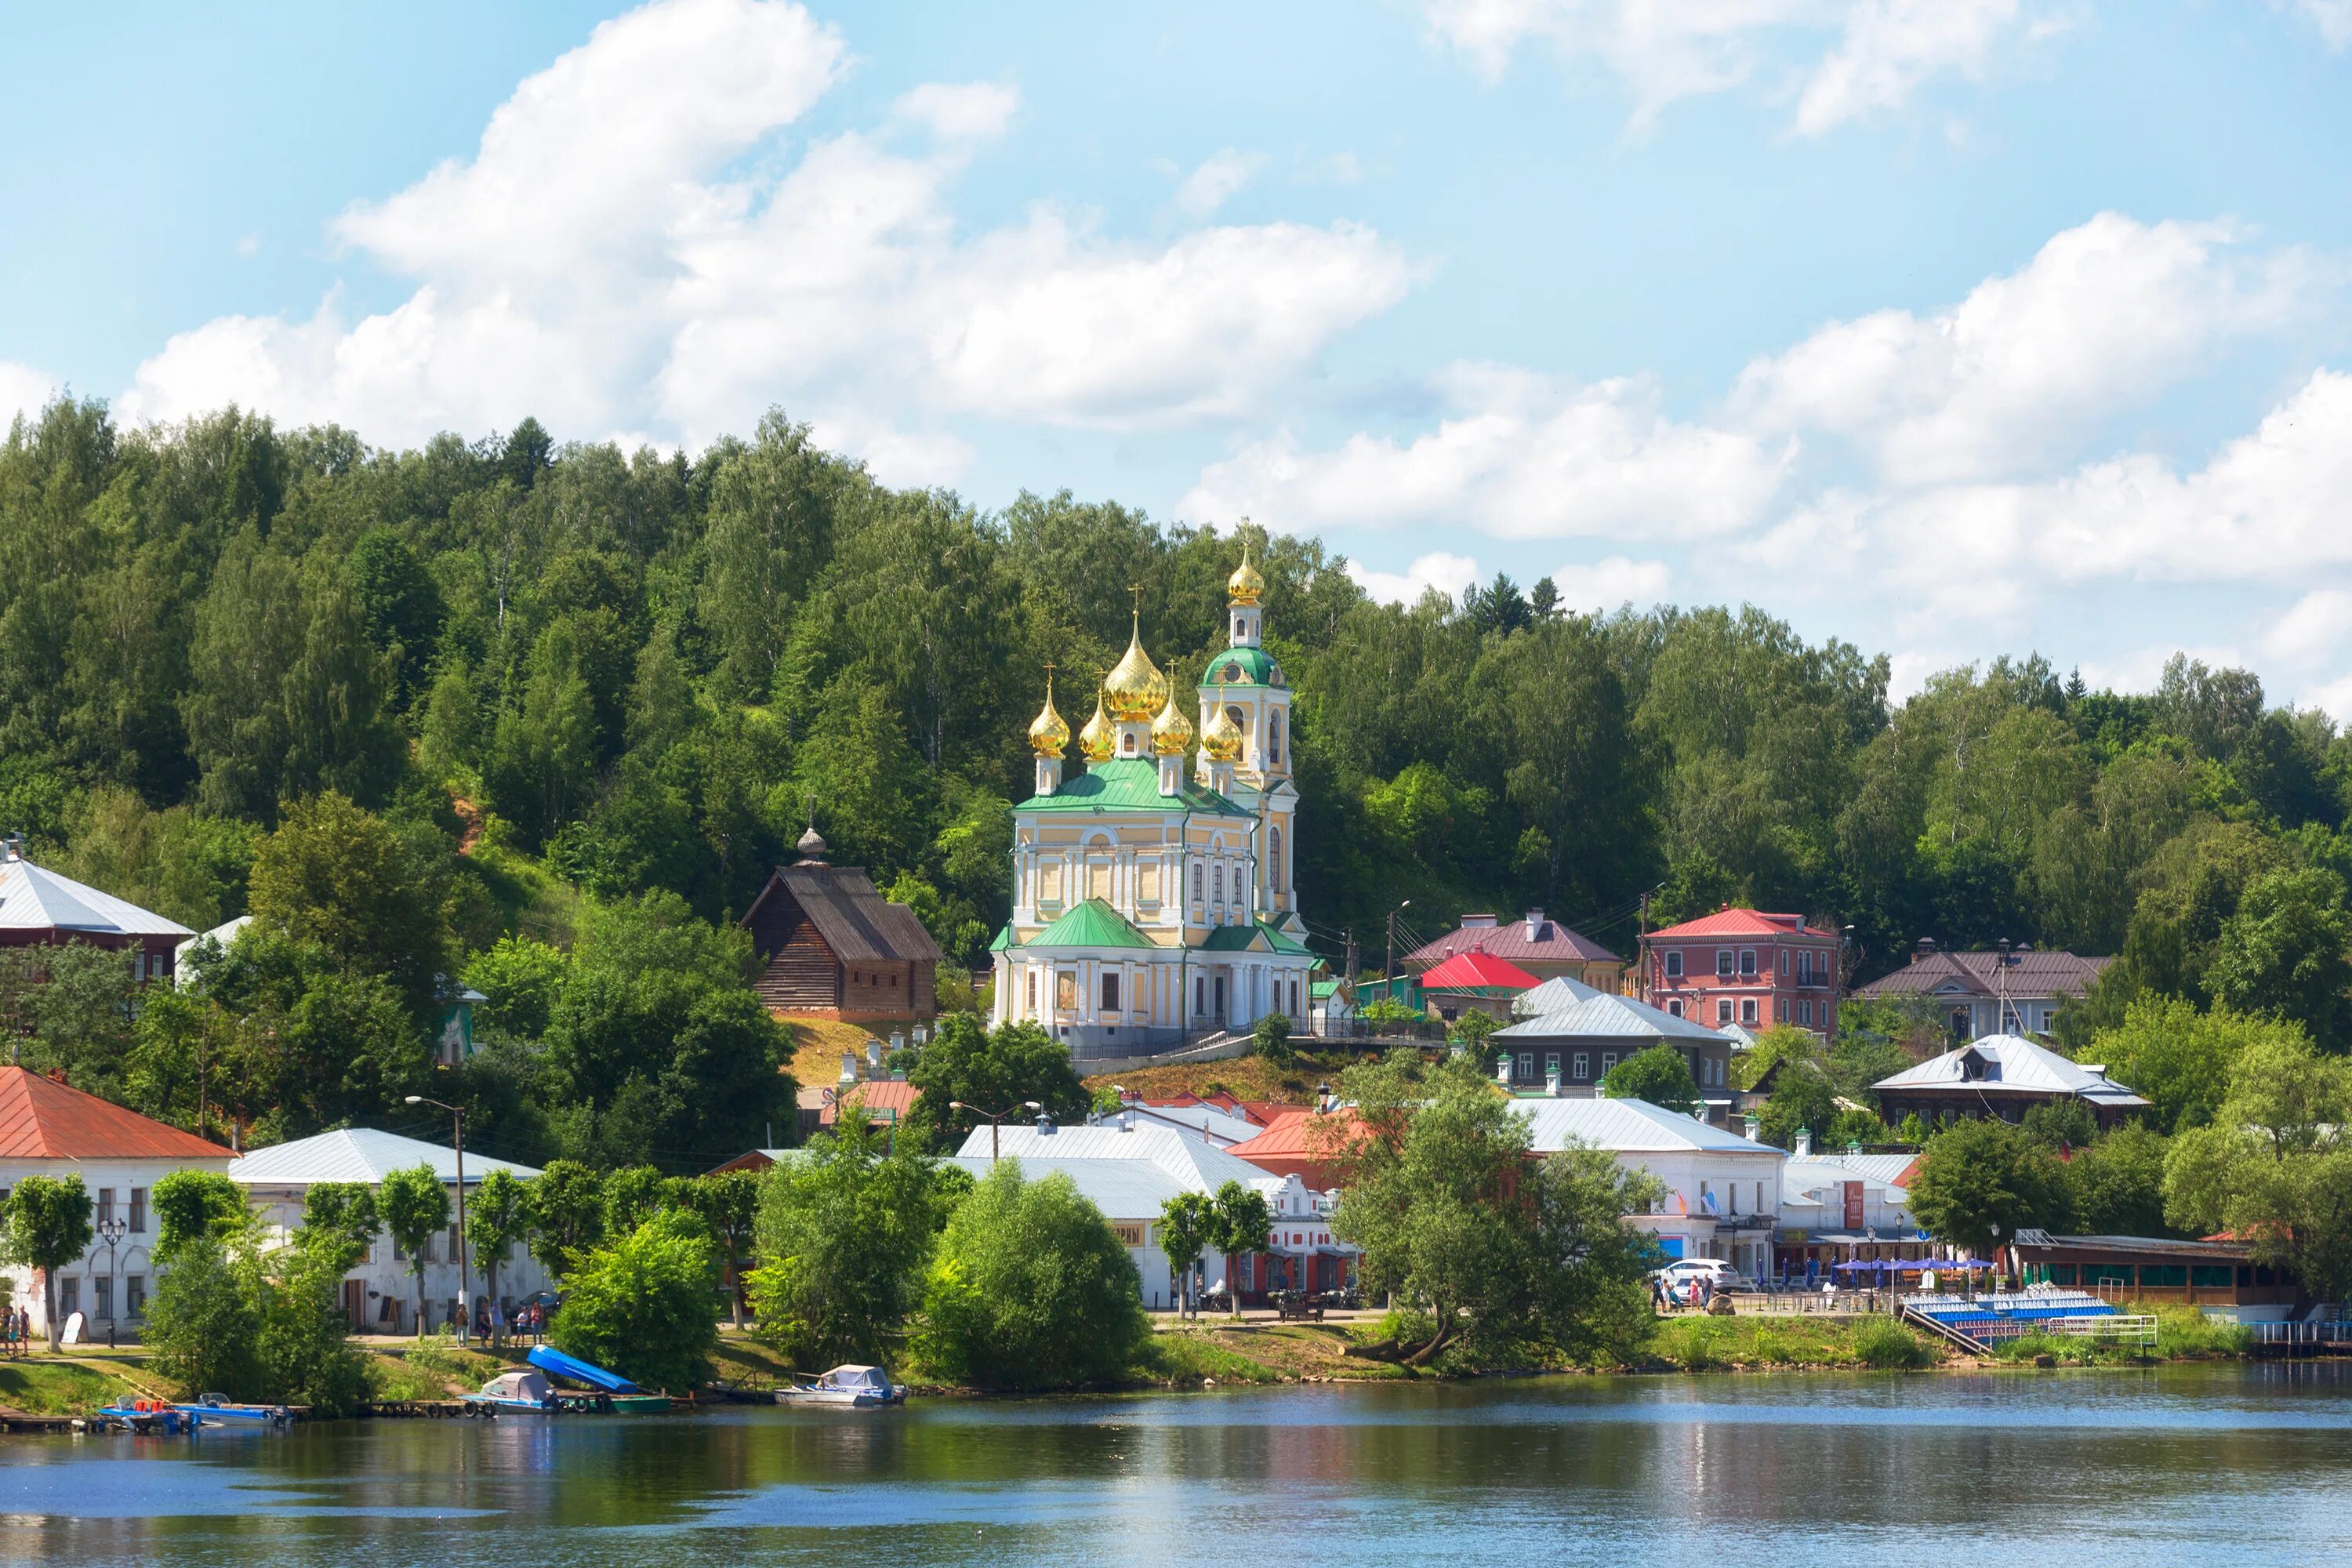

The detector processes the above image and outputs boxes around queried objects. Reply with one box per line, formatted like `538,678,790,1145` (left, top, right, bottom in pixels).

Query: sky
5,0,2351,712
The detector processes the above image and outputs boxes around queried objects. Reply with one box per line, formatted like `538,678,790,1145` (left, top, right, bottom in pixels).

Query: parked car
1649,1259,1753,1293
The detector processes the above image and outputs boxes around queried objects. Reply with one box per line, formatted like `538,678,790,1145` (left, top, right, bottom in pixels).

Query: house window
1775,998,1788,1022
1102,971,1121,1012
1544,1052,1561,1080
1516,1053,1534,1080
1602,1052,1617,1076
1573,1053,1589,1080
94,1277,112,1321
1739,949,1758,978
1664,949,1683,978
1756,1182,1766,1214
96,1188,114,1226
448,1224,463,1262
1798,1000,1813,1027
126,1276,145,1318
1716,949,1735,978
1668,1000,1682,1018
1717,1000,1733,1024
1740,998,1759,1025
1778,949,1788,975
60,1277,78,1316
129,1188,146,1233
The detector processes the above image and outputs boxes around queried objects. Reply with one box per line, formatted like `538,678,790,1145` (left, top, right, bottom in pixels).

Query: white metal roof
955,1122,1272,1187
1873,1033,2149,1106
1783,1152,1914,1199
1513,1097,1786,1156
1497,989,1729,1044
1088,1103,1261,1147
227,1127,543,1187
0,855,193,940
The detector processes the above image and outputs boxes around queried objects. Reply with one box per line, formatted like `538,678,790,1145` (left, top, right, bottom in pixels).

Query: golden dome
1102,610,1168,721
1200,701,1244,763
1227,539,1265,606
1077,688,1116,764
1150,672,1194,756
1026,673,1069,758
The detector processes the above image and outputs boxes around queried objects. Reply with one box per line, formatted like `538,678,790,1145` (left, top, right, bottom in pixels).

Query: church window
1192,863,1203,902
1026,971,1036,1012
1269,828,1283,892
1055,972,1076,1011
1270,713,1283,764
1102,971,1120,1011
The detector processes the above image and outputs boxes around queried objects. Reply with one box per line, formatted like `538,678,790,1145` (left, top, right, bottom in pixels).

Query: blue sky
5,1,2351,709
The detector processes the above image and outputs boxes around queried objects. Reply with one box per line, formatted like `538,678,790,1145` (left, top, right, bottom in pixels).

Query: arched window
1270,712,1283,764
1269,827,1283,892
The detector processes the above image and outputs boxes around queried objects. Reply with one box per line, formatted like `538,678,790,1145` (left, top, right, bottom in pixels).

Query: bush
1252,1011,1294,1064
143,1234,260,1396
1853,1317,1934,1370
255,1235,372,1414
912,1162,1146,1389
548,1210,722,1395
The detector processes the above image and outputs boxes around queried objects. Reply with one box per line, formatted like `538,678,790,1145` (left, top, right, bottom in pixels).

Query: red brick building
1639,907,1842,1040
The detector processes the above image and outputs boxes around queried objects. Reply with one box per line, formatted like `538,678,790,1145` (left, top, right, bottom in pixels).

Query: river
3,1364,2348,1565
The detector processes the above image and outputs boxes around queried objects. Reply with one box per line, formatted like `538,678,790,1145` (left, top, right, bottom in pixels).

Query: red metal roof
1417,948,1541,993
819,1079,922,1125
1643,908,1835,941
1227,1106,1360,1160
0,1066,235,1161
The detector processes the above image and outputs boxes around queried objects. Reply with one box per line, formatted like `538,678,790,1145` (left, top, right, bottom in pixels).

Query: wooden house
740,829,942,1023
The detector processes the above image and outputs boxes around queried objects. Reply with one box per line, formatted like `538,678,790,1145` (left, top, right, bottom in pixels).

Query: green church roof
1022,898,1160,950
1018,757,1254,817
1203,646,1283,688
988,924,1015,953
1197,917,1311,955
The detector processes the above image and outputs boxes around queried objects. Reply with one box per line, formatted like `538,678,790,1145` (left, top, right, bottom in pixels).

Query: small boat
97,1399,201,1434
176,1392,293,1425
775,1365,902,1408
466,1370,561,1415
525,1345,672,1414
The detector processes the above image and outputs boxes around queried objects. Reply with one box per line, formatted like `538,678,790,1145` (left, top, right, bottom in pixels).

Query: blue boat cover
527,1345,642,1393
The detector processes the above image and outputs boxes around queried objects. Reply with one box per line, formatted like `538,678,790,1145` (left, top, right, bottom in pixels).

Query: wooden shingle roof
748,864,942,966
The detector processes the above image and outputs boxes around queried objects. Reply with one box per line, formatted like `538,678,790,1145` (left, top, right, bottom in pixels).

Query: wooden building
740,829,942,1023
2003,1229,2302,1318
0,836,193,982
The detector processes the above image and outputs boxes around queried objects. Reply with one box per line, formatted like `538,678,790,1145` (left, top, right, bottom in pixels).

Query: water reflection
0,1367,2347,1567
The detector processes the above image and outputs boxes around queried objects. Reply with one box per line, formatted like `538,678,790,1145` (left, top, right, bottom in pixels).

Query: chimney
889,1030,906,1055
1743,1114,1760,1142
1035,1112,1057,1134
1122,1110,1137,1133
45,1066,66,1084
1913,937,1936,965
1525,908,1544,942
912,1025,928,1047
1795,1126,1813,1158
839,1051,857,1087
866,1038,884,1077
1495,1054,1512,1087
1544,1069,1561,1097
2,833,23,863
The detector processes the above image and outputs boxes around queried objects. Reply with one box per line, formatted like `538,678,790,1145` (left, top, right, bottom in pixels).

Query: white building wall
0,1155,233,1336
241,1182,554,1334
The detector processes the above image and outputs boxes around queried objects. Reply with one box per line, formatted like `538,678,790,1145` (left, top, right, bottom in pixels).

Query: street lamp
949,1100,1043,1164
405,1094,469,1345
96,1215,127,1347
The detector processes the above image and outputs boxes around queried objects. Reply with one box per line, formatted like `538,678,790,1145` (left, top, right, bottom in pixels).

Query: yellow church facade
989,550,1316,1058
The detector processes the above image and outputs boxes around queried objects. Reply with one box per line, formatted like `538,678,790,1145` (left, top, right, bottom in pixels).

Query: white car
1650,1259,1753,1293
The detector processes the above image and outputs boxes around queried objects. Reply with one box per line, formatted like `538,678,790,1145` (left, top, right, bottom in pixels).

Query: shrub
1853,1317,1934,1370
912,1162,1146,1389
143,1234,260,1396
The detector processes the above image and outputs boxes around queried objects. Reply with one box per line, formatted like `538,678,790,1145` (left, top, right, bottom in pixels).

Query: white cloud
2263,589,2352,668
1181,364,1787,539
2305,672,2352,727
122,0,1414,476
2288,2,2352,49
1173,149,1269,217
1548,554,1670,612
1414,0,2055,132
0,362,54,429
1732,213,2316,485
1345,550,1483,605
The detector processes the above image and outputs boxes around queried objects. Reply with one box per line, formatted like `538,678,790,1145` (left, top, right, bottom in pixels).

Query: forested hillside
4,397,2350,1163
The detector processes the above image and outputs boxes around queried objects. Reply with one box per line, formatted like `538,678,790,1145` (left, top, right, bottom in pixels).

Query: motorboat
525,1345,673,1413
466,1370,561,1415
775,1364,902,1408
175,1393,293,1425
96,1399,201,1433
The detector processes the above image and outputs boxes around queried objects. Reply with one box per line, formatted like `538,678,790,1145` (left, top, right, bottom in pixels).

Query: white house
1513,1096,1788,1279
1775,1151,1927,1277
227,1127,547,1334
0,1065,236,1338
949,1120,1350,1310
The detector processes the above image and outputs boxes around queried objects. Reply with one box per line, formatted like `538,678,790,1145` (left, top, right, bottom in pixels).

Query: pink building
1639,907,1842,1040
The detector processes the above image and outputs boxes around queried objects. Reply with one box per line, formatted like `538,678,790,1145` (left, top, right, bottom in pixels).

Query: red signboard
1843,1181,1866,1230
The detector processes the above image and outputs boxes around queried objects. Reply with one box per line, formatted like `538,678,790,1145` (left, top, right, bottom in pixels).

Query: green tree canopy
913,1161,1147,1390
1599,1044,1702,1116
1,1174,96,1348
903,1015,1087,1149
378,1163,451,1334
548,1208,721,1395
1907,1120,2065,1258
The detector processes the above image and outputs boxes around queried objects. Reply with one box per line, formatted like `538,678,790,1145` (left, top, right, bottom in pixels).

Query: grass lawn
0,1357,153,1416
1642,1313,1945,1371
1081,1048,1380,1105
